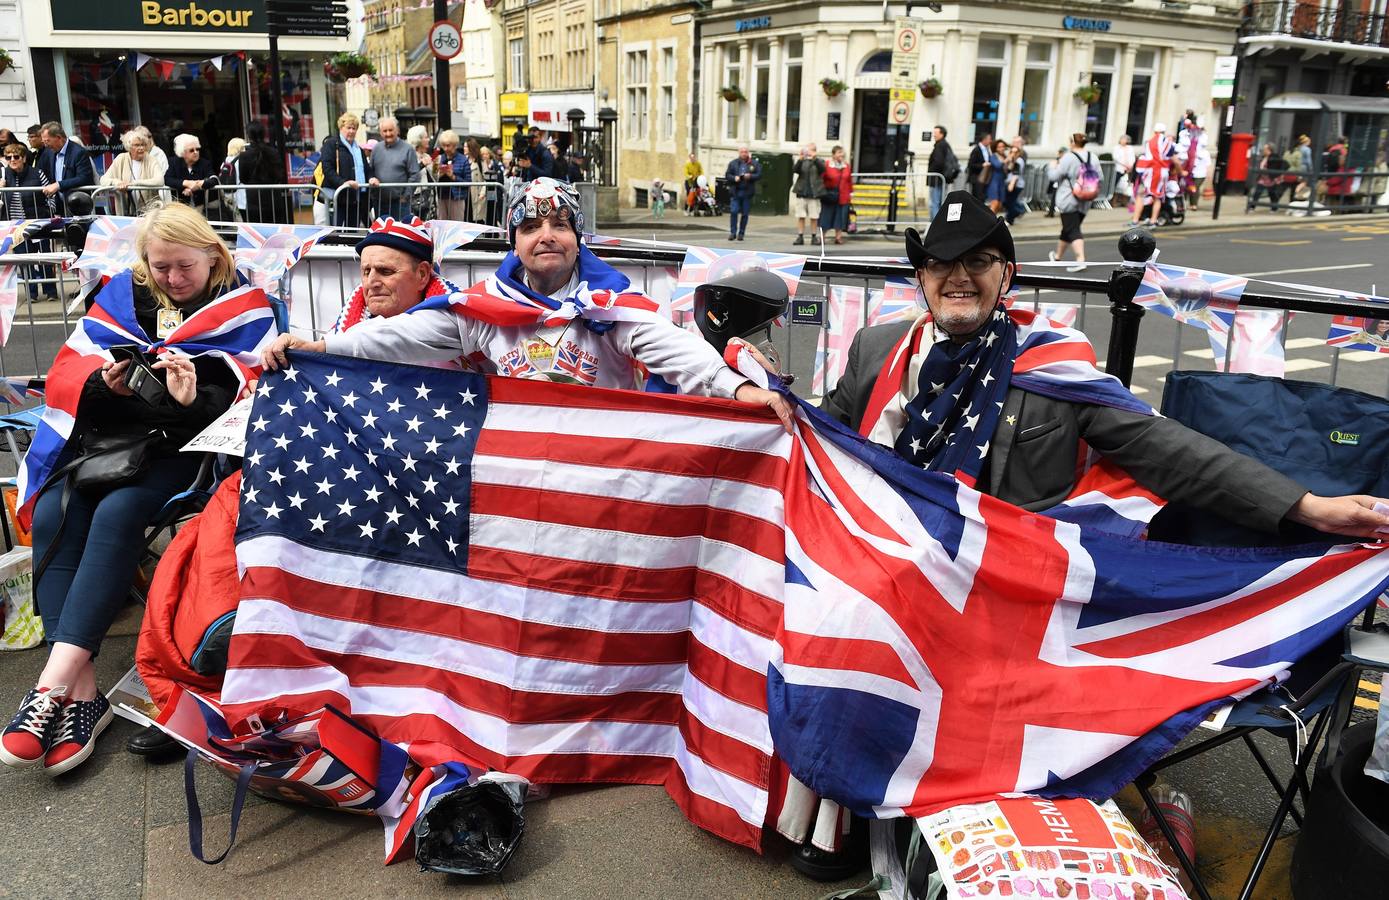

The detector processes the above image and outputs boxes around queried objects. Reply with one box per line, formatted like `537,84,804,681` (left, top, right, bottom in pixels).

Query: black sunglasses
2,154,24,160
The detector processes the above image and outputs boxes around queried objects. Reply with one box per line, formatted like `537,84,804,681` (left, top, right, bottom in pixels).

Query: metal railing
1245,165,1389,215
329,180,507,228
0,185,61,218
1244,1,1389,47
844,171,949,232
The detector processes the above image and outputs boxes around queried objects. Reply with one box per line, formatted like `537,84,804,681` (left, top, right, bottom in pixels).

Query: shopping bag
3,486,31,547
1365,673,1389,785
0,546,41,650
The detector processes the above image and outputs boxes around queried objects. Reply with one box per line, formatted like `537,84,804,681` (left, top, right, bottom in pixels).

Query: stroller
686,175,719,216
1138,180,1186,227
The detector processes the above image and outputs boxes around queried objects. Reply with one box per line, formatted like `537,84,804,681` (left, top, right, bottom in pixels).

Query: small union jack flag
71,216,142,289
671,247,807,312
867,275,921,326
812,284,864,396
235,223,335,295
554,340,599,385
1134,263,1247,338
1327,310,1389,354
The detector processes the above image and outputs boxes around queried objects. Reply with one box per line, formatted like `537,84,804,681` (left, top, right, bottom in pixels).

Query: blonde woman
465,138,487,223
101,130,169,214
222,136,247,221
2,203,259,777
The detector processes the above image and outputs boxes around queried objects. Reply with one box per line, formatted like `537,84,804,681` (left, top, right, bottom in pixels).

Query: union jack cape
220,353,1389,861
1134,135,1175,196
15,270,277,527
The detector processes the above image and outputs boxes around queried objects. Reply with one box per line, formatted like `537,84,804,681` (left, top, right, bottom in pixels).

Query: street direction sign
430,20,463,61
266,0,348,37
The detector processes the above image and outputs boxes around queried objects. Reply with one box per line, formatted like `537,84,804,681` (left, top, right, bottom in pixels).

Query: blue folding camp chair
1136,370,1389,900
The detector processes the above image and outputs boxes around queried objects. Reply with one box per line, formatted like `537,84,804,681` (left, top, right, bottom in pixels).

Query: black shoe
126,723,180,758
791,839,869,882
793,234,805,245
810,234,821,245
727,233,737,241
736,234,745,241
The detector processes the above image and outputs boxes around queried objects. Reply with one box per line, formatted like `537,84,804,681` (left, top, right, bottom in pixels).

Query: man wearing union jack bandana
265,177,794,428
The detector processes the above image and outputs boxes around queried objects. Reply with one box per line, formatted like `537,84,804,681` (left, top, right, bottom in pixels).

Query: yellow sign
500,93,529,118
889,88,916,104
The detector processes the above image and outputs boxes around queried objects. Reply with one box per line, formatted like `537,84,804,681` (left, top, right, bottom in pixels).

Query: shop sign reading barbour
49,0,267,32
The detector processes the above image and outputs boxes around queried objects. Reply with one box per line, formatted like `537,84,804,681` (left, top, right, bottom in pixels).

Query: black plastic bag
415,775,527,876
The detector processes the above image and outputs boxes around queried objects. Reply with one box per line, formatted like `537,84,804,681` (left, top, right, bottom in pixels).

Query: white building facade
0,1,41,137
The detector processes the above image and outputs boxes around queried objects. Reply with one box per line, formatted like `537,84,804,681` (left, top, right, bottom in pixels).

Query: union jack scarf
16,270,277,528
861,306,1162,535
433,244,664,333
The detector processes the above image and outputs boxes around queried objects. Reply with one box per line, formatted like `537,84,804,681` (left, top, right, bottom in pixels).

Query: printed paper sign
182,396,253,456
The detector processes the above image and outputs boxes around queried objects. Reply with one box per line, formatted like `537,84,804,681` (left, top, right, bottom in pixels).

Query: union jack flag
0,220,45,257
15,270,277,527
427,219,502,263
670,247,807,312
554,340,599,385
496,346,536,377
1133,136,1175,196
1211,307,1289,377
1328,312,1389,353
1005,294,1079,329
219,352,1389,863
71,215,142,290
867,275,921,326
234,223,334,295
0,264,16,348
812,284,865,396
1134,263,1247,338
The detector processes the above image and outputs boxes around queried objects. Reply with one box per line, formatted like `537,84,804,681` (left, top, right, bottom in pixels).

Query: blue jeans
31,455,201,654
729,195,751,237
929,183,945,220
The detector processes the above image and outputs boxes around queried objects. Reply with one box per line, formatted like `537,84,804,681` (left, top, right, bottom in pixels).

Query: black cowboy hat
905,190,1015,269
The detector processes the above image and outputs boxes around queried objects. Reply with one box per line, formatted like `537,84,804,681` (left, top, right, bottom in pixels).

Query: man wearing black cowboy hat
789,189,1389,881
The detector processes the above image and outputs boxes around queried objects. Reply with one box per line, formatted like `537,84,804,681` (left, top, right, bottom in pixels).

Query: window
971,37,1008,142
1018,42,1052,144
723,44,743,141
626,49,649,140
659,46,676,140
509,38,525,90
752,41,771,142
1086,45,1118,144
1125,49,1158,144
784,38,803,144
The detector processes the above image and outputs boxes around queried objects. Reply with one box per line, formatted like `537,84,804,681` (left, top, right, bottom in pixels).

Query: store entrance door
137,64,245,163
855,90,891,173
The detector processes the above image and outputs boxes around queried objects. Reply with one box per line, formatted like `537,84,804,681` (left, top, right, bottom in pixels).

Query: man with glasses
36,122,94,216
794,188,1389,882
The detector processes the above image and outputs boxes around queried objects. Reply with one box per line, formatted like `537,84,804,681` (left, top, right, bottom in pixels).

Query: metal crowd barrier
0,184,63,218
2,228,1387,411
329,180,506,228
847,171,948,232
1245,166,1389,215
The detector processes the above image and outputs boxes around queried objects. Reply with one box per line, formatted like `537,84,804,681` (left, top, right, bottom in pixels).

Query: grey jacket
792,156,825,199
1047,150,1097,215
820,321,1306,532
369,138,420,197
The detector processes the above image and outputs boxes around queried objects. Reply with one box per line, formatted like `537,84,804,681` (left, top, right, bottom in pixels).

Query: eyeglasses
2,154,23,160
187,147,201,152
922,252,1006,278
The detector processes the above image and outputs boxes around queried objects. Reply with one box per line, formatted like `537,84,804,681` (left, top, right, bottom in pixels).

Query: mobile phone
109,345,168,406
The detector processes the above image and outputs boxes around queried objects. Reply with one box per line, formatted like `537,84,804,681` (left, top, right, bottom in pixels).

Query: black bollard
1103,226,1156,388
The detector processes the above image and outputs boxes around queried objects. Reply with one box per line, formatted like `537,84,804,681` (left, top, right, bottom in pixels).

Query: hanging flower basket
720,86,745,102
918,78,942,100
1073,83,1103,105
0,49,13,76
325,52,375,83
820,78,847,98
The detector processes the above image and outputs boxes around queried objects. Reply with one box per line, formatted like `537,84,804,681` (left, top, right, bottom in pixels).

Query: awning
1262,92,1389,115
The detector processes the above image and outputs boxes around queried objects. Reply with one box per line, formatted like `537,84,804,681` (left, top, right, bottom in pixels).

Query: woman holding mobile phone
1,202,260,777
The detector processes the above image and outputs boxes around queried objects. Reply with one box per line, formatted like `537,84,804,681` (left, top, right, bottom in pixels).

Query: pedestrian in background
683,152,703,214
367,116,419,221
986,138,1009,213
221,137,247,221
434,130,471,222
791,143,824,245
4,141,57,218
724,145,761,241
164,133,223,217
479,144,504,226
926,125,958,220
1003,144,1027,225
819,145,852,245
319,113,378,227
522,127,554,181
465,139,487,223
1047,132,1095,273
967,131,993,202
406,125,436,220
1112,134,1135,210
235,122,289,224
1247,143,1289,213
100,129,167,215
36,122,95,216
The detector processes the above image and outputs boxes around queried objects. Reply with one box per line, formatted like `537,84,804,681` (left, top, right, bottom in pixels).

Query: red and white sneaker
0,686,68,768
44,692,113,777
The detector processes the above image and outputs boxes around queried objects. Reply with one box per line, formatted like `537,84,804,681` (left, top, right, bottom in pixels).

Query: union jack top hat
355,216,433,262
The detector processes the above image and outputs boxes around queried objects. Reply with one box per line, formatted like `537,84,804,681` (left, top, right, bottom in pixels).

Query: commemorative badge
156,307,183,339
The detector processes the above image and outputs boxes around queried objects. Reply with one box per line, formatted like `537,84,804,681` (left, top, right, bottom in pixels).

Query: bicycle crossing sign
430,20,462,61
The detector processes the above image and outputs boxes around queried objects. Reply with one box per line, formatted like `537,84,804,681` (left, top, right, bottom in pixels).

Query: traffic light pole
269,34,287,170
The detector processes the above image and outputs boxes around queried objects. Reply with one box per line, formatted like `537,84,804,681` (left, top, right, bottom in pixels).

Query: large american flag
221,353,1389,855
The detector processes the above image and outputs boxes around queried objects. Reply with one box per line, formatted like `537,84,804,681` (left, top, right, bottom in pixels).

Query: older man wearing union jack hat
265,177,793,427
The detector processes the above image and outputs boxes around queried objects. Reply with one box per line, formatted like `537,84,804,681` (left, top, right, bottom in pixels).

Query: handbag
72,428,162,490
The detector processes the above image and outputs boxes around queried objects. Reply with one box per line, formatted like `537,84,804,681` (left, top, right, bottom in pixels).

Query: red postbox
1226,133,1255,182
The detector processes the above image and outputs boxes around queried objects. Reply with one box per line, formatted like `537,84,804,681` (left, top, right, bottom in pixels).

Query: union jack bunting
0,265,16,347
234,223,334,295
867,275,922,326
1005,295,1079,329
15,270,277,527
219,352,1389,860
71,215,142,289
812,285,865,396
1327,313,1389,353
1134,263,1247,338
426,219,502,264
0,219,44,256
1210,307,1289,377
670,247,807,312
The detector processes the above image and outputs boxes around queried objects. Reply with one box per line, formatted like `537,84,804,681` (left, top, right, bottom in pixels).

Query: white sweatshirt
323,306,748,398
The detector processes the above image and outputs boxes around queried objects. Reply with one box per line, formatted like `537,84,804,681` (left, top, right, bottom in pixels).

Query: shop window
625,49,649,141
248,57,315,153
1086,44,1118,145
659,46,676,141
972,38,1008,142
64,52,137,175
724,45,743,141
784,38,803,145
1019,43,1052,144
1125,50,1158,144
753,41,771,143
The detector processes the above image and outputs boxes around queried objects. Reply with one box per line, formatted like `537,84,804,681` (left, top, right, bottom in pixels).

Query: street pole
1210,42,1246,221
269,34,287,171
435,0,451,132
